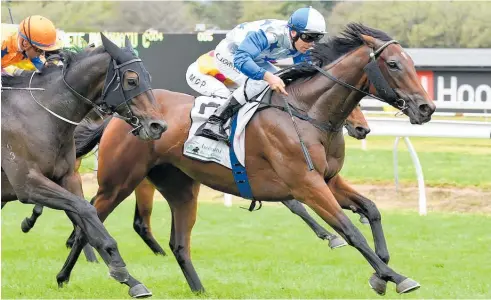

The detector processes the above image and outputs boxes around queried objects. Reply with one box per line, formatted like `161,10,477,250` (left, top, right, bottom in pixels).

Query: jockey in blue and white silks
189,6,327,142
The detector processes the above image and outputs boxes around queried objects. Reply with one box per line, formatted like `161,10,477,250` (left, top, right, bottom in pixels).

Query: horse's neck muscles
308,47,369,129
60,54,108,124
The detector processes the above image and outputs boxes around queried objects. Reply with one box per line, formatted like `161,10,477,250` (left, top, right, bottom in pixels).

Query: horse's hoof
396,278,420,294
56,274,69,288
21,219,33,233
368,273,387,296
129,283,152,298
109,266,130,283
153,248,167,256
192,287,206,295
359,216,369,225
328,236,348,249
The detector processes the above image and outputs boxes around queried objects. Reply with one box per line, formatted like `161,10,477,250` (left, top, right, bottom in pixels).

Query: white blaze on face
401,51,409,61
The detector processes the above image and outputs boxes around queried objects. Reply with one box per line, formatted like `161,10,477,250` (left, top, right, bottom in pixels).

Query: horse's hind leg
21,204,44,233
148,165,204,293
281,200,347,249
2,170,44,232
359,214,370,225
133,178,166,256
1,169,17,203
328,174,391,295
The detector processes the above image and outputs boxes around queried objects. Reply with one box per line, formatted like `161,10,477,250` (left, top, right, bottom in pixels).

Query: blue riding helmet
288,7,327,34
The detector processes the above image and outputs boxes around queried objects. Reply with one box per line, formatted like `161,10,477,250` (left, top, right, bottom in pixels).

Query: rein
21,57,107,126
28,70,81,125
61,60,110,118
253,39,405,133
252,93,342,132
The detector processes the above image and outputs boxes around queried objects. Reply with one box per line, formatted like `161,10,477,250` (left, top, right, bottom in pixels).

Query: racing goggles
299,32,324,43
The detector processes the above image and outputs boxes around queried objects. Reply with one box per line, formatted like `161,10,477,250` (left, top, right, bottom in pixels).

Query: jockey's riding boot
196,97,242,142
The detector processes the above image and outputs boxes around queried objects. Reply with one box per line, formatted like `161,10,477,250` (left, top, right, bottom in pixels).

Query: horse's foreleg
61,164,98,263
57,174,151,297
328,175,389,263
56,171,128,282
57,193,152,297
328,174,390,294
295,174,419,295
2,165,129,287
133,178,166,255
55,157,98,263
281,200,347,249
148,165,204,293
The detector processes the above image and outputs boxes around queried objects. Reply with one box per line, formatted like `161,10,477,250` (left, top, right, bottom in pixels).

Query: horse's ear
100,32,121,59
360,34,377,49
124,36,137,56
124,36,133,51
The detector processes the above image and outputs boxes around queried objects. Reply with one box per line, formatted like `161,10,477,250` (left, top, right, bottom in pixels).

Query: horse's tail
74,117,112,158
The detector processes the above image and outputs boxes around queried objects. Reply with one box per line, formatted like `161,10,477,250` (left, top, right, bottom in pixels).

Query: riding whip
1,87,45,91
7,0,14,24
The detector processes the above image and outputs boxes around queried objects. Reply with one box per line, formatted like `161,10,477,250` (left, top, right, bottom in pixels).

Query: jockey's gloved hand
14,69,24,76
264,71,288,96
31,57,45,74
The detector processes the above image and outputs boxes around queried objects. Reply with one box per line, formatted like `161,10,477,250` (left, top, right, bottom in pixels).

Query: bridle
62,54,148,131
310,39,408,111
24,48,151,131
252,39,409,133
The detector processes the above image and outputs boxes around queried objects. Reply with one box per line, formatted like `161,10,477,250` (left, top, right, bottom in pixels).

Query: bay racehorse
58,23,436,295
1,35,167,297
115,104,371,252
15,104,369,253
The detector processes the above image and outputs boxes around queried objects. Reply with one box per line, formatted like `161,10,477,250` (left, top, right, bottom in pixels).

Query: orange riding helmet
18,15,61,51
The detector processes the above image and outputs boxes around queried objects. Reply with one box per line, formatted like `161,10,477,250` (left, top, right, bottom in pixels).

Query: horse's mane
279,23,393,84
1,46,106,87
61,45,106,67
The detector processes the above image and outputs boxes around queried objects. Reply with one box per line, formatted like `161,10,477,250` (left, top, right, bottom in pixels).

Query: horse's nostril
419,104,431,116
149,120,167,134
356,127,370,135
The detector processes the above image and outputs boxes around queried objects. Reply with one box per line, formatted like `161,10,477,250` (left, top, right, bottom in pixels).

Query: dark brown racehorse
1,35,167,297
62,24,436,295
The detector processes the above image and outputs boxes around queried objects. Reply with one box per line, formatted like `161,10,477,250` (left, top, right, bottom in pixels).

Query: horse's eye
128,78,138,86
387,61,399,70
